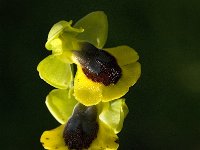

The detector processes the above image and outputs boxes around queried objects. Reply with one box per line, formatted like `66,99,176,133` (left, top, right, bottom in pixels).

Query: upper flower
72,42,141,106
37,11,141,106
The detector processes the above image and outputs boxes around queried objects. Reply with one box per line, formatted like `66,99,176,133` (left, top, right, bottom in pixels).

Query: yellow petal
104,46,139,66
102,62,141,102
40,125,68,150
89,120,119,150
74,65,103,106
74,62,141,105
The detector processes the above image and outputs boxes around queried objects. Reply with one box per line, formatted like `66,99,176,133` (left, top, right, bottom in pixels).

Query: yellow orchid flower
37,11,141,106
72,42,141,106
41,103,126,150
41,89,128,150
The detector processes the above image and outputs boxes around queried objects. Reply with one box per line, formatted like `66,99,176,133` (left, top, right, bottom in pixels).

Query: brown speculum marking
63,104,99,150
73,42,122,86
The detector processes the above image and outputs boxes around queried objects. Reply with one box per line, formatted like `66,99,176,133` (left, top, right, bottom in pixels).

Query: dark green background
1,0,200,149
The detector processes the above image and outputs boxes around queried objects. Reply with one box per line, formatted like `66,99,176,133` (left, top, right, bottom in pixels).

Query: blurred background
1,0,200,149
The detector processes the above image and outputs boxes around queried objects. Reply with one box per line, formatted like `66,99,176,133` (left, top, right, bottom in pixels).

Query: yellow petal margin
74,62,141,106
74,65,103,106
102,62,141,102
40,125,68,150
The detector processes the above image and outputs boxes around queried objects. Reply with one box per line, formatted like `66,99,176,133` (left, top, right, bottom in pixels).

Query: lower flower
41,104,119,150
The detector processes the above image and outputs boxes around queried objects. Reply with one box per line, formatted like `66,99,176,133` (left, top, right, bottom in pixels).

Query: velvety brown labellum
73,42,122,86
63,104,98,150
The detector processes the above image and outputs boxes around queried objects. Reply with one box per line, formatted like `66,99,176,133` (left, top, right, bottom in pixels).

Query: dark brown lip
73,42,122,86
63,104,98,150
